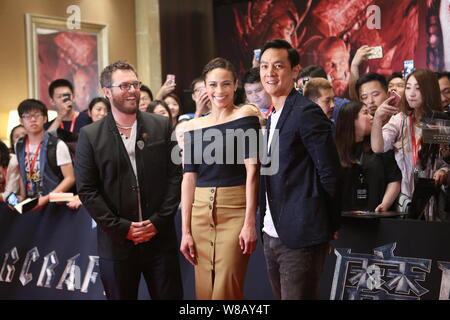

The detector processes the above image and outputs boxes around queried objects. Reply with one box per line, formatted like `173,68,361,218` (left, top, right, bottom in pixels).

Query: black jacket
76,111,181,260
260,89,342,248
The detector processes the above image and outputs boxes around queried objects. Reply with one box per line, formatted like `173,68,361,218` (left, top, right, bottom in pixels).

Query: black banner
1,203,450,300
0,203,101,299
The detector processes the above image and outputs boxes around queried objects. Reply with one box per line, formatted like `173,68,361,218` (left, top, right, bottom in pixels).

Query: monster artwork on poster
216,0,449,98
38,30,99,111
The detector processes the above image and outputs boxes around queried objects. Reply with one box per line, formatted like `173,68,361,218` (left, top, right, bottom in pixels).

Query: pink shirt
382,113,448,198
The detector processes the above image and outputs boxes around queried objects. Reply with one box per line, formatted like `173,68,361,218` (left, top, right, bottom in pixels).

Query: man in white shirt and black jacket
76,60,183,300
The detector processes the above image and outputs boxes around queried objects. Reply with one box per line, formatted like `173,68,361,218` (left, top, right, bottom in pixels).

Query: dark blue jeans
263,233,328,300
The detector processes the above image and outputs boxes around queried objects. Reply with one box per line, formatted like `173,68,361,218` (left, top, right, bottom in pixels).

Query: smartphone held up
166,74,176,86
387,90,401,107
62,93,72,104
253,49,261,62
403,60,414,79
367,46,383,60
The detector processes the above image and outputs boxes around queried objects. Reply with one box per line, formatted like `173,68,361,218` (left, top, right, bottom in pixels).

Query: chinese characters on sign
330,243,442,300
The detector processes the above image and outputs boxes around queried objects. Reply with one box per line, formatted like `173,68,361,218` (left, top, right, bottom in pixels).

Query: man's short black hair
260,39,299,68
436,71,450,81
48,79,74,98
355,72,388,96
140,84,154,100
299,65,327,80
387,72,403,85
18,99,48,118
242,67,261,85
190,77,204,92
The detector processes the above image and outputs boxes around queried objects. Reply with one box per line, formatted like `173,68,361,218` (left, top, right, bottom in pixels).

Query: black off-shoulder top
183,116,261,187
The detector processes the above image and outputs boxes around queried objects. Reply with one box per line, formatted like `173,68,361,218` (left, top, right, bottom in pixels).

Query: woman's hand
180,233,197,266
375,203,387,212
373,97,398,124
351,45,372,68
239,224,257,255
155,79,176,100
433,169,448,187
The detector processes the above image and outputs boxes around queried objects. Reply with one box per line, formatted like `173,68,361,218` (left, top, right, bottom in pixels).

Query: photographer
45,79,91,134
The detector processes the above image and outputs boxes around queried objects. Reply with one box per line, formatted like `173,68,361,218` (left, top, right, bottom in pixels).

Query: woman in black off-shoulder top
180,57,263,300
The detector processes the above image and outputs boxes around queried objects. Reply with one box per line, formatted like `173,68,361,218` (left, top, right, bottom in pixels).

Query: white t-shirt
119,121,143,221
262,107,284,238
56,141,73,166
119,121,138,177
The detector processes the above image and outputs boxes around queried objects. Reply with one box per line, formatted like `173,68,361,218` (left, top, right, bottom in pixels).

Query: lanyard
265,105,274,118
60,113,77,132
409,115,422,166
26,138,42,177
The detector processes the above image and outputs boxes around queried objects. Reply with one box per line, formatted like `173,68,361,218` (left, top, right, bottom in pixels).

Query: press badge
355,171,368,205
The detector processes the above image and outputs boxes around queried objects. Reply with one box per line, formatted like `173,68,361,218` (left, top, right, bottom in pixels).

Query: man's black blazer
76,111,181,260
260,89,341,249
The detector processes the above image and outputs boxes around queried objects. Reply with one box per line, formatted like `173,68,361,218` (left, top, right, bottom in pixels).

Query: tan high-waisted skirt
191,185,249,300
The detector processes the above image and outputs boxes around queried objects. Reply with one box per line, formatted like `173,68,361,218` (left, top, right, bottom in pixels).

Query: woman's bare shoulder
183,116,210,131
236,104,264,119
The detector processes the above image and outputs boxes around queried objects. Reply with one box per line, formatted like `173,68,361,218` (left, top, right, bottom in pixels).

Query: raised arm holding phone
45,79,91,134
155,74,177,100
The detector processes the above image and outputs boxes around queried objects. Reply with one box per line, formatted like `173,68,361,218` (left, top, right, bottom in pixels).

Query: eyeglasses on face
194,86,206,93
110,81,142,91
21,113,44,120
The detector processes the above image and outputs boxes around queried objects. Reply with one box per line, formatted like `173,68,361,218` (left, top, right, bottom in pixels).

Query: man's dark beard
112,95,138,115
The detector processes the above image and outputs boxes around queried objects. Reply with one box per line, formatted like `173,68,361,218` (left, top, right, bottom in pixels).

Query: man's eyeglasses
194,87,206,93
21,113,44,120
110,81,142,91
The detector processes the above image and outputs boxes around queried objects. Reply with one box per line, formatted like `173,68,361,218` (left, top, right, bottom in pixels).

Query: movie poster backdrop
215,0,449,98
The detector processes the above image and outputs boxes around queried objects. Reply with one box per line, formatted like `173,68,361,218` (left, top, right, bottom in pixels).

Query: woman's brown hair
335,101,370,168
399,69,442,170
399,68,442,117
202,57,238,83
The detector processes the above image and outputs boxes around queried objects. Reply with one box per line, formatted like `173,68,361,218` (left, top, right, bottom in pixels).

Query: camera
62,93,72,103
